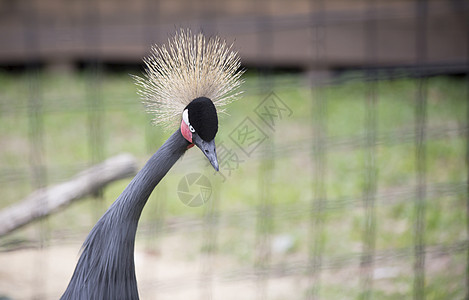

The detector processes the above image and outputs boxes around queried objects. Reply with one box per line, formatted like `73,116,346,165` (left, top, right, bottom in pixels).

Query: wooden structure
0,154,137,237
0,0,467,71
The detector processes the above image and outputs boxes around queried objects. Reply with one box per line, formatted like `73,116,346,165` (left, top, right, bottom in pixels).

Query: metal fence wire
0,0,468,299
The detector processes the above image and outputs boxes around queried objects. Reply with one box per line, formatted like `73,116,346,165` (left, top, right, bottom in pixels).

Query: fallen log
0,153,138,237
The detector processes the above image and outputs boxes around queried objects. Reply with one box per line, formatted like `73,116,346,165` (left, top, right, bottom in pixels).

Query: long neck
61,129,188,300
115,129,189,220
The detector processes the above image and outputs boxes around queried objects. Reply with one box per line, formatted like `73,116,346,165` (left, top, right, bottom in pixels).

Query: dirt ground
0,237,303,300
0,226,464,300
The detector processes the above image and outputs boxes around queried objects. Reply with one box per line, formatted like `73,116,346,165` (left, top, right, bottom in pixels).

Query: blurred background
0,0,468,299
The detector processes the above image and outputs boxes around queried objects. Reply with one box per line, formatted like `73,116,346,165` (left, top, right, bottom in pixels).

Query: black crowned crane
61,29,244,299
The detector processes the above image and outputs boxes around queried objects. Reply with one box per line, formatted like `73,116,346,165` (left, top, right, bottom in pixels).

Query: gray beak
193,134,219,171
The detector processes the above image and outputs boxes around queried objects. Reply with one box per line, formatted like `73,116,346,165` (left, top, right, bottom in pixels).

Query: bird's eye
189,125,195,133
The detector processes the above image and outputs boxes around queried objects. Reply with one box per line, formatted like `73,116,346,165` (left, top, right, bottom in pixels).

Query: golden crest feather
133,29,244,128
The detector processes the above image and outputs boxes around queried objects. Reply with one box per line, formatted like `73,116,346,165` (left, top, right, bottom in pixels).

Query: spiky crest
133,29,244,128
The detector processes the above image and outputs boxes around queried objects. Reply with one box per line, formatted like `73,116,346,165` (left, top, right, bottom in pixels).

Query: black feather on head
186,97,218,142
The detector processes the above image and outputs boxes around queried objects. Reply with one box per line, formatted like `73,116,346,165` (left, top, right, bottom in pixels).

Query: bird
60,29,243,300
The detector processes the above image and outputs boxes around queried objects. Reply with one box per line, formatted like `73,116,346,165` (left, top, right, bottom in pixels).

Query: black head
185,97,218,142
181,97,219,171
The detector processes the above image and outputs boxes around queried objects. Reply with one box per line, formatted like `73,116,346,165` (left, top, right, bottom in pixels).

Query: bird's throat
180,120,194,148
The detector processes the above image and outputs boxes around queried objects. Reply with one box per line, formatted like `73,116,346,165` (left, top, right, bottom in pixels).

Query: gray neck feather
61,130,188,300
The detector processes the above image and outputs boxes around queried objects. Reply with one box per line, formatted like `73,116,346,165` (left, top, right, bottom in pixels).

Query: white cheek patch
182,109,189,126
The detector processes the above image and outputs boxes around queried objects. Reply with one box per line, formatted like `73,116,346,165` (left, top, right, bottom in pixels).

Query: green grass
0,70,467,298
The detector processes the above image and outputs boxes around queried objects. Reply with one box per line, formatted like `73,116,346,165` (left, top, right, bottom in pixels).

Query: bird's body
61,30,243,299
61,130,188,299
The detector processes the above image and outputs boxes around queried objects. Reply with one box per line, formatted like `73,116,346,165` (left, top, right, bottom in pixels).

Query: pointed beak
192,134,219,171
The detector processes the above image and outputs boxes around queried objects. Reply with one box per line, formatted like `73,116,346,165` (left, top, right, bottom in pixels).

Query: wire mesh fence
0,0,468,299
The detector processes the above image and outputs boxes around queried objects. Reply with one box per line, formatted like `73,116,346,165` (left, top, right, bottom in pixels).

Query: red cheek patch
180,119,193,145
